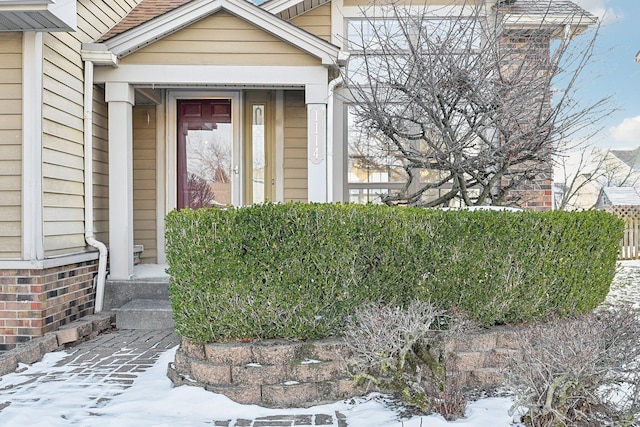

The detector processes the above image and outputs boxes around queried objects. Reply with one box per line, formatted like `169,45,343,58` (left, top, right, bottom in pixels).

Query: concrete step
114,299,174,330
103,277,170,311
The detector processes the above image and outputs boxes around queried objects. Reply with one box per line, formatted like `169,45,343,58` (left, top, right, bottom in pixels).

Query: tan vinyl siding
41,0,137,256
120,11,321,66
283,91,307,202
92,85,109,246
0,32,23,259
289,3,332,42
133,106,157,263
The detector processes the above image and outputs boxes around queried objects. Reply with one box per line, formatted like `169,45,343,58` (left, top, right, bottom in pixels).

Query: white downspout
83,60,108,312
327,74,343,202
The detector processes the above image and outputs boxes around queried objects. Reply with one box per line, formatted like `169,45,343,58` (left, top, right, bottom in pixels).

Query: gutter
83,60,109,312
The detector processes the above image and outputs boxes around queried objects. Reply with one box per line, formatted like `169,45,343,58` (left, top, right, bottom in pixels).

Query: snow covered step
114,299,174,330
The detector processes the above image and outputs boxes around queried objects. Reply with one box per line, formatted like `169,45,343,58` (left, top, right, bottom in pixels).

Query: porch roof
89,0,345,67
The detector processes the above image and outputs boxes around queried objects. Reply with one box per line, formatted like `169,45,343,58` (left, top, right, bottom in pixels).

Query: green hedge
165,204,623,343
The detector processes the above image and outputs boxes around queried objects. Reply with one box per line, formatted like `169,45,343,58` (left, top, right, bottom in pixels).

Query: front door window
177,99,232,209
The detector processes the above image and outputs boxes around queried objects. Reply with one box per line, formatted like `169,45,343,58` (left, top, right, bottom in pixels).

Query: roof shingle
97,0,194,42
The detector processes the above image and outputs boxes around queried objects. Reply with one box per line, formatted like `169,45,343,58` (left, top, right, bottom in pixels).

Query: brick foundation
0,260,98,350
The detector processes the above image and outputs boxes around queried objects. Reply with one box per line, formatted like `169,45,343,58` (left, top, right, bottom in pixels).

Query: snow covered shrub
504,306,640,427
342,300,468,420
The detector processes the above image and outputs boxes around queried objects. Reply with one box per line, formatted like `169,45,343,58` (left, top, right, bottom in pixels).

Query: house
0,0,594,348
555,147,640,210
597,187,640,209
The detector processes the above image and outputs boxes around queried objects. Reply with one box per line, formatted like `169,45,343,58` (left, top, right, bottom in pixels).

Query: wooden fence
605,205,640,260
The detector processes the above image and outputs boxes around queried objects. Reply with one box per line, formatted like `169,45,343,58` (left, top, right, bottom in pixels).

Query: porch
81,0,346,282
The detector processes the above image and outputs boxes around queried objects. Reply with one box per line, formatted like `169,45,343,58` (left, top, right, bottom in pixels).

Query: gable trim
263,0,330,18
102,0,345,66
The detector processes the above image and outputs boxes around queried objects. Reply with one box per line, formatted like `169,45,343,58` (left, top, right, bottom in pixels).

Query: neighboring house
597,186,640,260
554,147,640,210
597,187,640,209
0,0,593,348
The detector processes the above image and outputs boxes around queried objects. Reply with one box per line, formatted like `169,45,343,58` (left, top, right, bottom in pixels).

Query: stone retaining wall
168,339,365,408
168,326,523,408
446,326,520,388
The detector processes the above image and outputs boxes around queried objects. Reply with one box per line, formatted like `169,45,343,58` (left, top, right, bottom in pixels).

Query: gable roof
610,147,640,170
92,0,343,66
598,187,640,207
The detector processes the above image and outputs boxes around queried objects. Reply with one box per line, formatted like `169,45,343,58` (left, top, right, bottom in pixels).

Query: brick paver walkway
0,329,179,414
212,413,347,426
0,329,349,426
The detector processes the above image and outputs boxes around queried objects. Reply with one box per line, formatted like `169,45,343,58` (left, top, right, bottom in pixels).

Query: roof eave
262,0,292,14
0,0,77,32
502,14,597,35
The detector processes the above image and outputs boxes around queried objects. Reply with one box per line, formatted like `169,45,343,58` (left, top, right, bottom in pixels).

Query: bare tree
342,0,611,207
186,173,216,208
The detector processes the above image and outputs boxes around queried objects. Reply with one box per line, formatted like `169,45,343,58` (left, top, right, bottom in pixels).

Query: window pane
185,125,232,207
252,104,265,204
347,19,406,51
422,18,481,50
347,55,410,86
348,188,401,204
347,106,407,184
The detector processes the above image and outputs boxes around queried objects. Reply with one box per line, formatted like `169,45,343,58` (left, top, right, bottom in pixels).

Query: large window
344,13,483,204
346,105,407,203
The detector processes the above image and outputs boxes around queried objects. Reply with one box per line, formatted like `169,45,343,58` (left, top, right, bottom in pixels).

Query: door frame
166,90,242,214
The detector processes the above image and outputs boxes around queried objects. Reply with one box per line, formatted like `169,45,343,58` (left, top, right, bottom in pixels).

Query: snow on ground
0,343,524,427
0,262,637,426
605,260,640,309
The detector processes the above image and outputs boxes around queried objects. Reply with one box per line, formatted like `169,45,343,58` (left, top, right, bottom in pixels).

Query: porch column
306,84,328,203
22,32,44,260
105,82,135,279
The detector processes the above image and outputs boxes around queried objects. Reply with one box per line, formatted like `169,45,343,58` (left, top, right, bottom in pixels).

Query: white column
306,84,328,203
105,82,135,279
22,32,44,261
